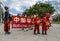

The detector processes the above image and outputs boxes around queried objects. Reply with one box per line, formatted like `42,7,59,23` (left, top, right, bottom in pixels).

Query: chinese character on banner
14,17,19,23
20,18,26,23
12,16,20,28
27,18,32,28
27,18,31,23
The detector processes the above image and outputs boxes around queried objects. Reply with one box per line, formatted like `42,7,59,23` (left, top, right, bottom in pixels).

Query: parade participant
42,13,51,29
46,13,51,29
42,16,48,35
4,6,11,34
34,14,41,35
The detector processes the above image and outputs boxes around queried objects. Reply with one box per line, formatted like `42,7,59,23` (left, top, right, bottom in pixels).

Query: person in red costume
42,16,48,35
46,13,51,29
4,6,11,34
42,13,51,29
34,14,41,35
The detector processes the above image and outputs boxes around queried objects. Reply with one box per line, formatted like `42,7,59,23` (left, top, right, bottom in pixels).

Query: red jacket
34,17,41,26
42,17,47,30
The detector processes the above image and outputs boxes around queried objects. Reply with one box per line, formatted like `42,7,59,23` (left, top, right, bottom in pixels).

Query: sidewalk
0,24,60,41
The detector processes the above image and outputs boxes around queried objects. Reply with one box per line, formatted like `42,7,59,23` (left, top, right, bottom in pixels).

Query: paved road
0,24,60,41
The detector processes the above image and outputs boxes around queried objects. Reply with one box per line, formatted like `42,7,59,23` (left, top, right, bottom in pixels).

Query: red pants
42,24,47,31
4,20,10,32
34,25,40,33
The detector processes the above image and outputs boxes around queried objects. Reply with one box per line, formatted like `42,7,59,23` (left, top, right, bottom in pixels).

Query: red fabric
12,16,27,28
42,13,46,17
46,13,51,29
34,26,40,33
31,17,34,25
12,16,20,28
34,17,41,26
42,13,50,18
12,16,42,29
27,17,32,28
46,13,50,18
4,19,10,32
42,17,47,31
20,16,27,24
27,17,32,24
20,16,27,28
34,17,40,33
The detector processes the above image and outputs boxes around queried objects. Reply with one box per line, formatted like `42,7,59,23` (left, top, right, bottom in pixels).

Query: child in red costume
34,14,41,35
42,16,48,35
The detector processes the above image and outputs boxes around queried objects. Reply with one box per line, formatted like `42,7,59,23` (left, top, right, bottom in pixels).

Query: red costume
42,17,48,35
4,6,11,34
4,19,10,32
34,17,41,34
42,13,51,30
46,13,51,29
42,17,47,31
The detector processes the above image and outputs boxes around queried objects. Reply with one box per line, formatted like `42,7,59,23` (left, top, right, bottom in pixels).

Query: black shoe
5,32,11,34
45,33,47,35
7,32,11,34
37,33,40,34
42,31,44,35
42,33,44,35
45,31,47,35
34,33,37,35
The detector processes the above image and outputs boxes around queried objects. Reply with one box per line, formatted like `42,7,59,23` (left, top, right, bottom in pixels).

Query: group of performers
33,14,51,35
4,6,51,35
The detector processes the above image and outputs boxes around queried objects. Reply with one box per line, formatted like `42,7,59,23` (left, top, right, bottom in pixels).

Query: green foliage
23,3,55,16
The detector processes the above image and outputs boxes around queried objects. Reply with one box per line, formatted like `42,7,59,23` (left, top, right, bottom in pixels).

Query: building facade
0,0,5,23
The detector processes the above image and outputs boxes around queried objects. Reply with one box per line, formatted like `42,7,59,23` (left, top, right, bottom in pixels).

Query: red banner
12,16,28,28
12,16,20,28
12,16,41,28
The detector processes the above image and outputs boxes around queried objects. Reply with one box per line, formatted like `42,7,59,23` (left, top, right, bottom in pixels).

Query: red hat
42,13,46,17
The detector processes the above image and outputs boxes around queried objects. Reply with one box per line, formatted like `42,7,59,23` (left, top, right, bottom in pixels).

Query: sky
2,0,60,15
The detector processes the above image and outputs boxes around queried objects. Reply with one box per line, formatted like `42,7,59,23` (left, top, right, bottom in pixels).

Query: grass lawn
53,22,60,24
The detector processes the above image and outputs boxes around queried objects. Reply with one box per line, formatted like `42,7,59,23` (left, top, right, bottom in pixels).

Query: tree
53,15,60,22
23,3,55,16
